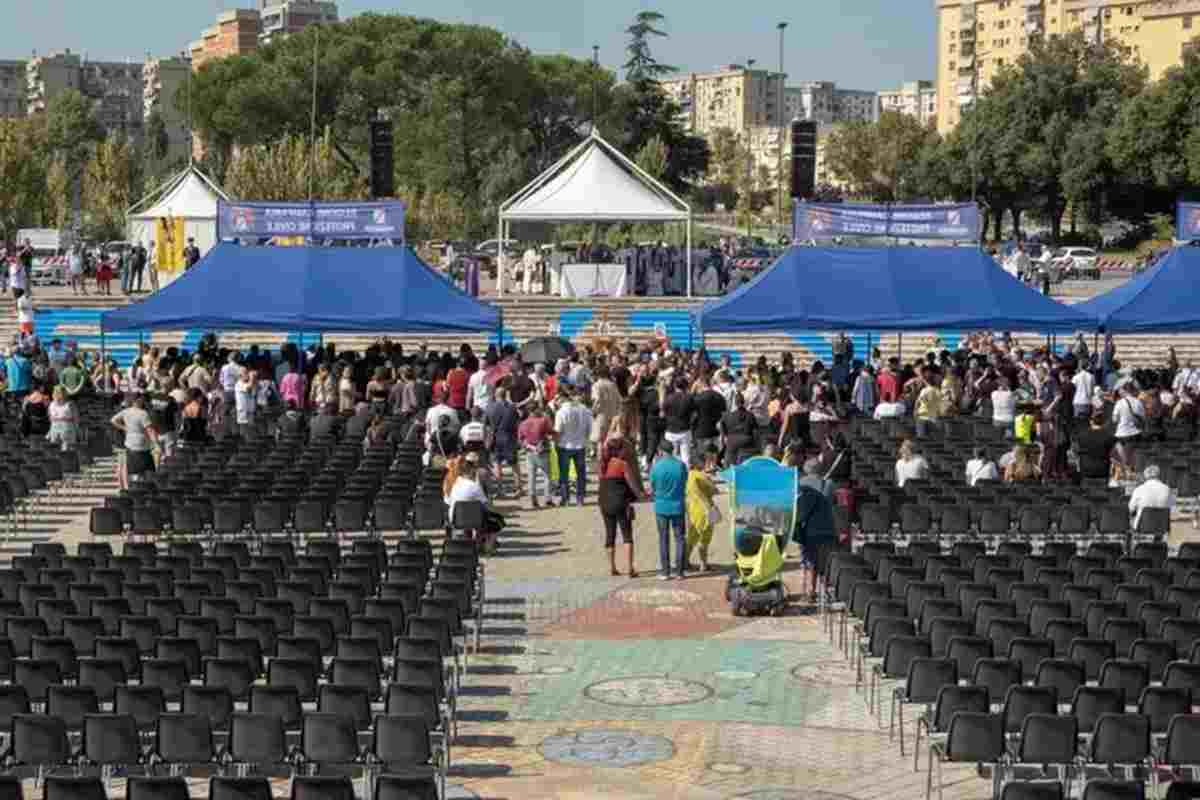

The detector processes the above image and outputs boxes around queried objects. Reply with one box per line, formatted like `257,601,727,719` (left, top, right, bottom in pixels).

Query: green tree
636,134,668,180
823,120,877,198
1108,44,1200,193
968,32,1146,240
0,117,51,236
83,133,138,241
44,89,104,234
623,11,674,82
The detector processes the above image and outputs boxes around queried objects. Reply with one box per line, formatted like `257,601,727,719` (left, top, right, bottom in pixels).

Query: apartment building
26,51,143,136
783,81,879,125
0,60,25,118
936,0,1200,134
143,57,191,161
661,65,787,134
189,9,262,69
877,80,938,126
259,1,339,44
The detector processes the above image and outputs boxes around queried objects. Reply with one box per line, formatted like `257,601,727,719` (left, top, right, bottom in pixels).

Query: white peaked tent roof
128,165,229,221
501,129,690,222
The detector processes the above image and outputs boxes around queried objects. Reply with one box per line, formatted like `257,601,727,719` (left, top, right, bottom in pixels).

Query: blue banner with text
793,202,981,242
217,201,405,242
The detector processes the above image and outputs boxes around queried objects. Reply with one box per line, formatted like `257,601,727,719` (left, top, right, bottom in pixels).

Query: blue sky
2,1,936,90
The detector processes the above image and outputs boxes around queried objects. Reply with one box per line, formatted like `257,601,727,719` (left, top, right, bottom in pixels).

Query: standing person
485,386,521,497
690,375,727,460
68,244,87,296
650,440,689,580
130,242,147,294
518,405,555,509
590,365,622,459
111,394,157,483
468,356,495,414
46,385,78,450
119,246,132,295
796,457,836,601
1112,382,1144,466
636,371,663,470
279,361,307,411
1071,364,1095,418
15,238,33,296
553,388,592,507
234,367,258,440
14,289,33,338
719,391,759,466
445,357,471,422
95,253,114,295
914,372,944,438
183,237,201,270
146,240,160,292
9,254,28,299
685,449,720,572
598,435,644,577
60,356,87,399
219,353,240,414
661,377,695,467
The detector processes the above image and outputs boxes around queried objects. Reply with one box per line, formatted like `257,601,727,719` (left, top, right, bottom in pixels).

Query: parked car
1058,246,1100,280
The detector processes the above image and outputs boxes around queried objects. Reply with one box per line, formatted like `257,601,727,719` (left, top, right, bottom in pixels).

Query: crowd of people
1,320,1187,580
497,236,764,297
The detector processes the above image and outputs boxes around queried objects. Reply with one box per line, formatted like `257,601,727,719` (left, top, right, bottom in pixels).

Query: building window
1185,15,1193,29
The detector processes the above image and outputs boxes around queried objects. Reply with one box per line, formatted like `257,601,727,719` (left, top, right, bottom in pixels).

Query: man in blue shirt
4,347,32,401
649,440,689,580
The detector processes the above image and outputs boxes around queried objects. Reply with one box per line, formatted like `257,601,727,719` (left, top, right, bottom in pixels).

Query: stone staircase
4,282,1198,370
1,458,120,565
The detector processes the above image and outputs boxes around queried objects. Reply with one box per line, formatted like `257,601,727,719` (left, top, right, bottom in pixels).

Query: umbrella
519,336,572,366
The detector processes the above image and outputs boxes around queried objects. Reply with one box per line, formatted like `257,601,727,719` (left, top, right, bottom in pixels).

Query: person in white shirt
459,406,487,452
15,291,33,337
234,367,258,440
991,378,1017,434
1129,465,1173,528
873,400,907,420
965,447,1000,486
1071,368,1095,417
554,388,593,506
1112,383,1144,442
895,439,929,488
424,392,460,447
521,247,540,294
467,359,494,411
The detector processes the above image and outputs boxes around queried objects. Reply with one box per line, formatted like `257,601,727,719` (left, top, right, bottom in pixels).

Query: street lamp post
776,22,788,236
745,59,756,238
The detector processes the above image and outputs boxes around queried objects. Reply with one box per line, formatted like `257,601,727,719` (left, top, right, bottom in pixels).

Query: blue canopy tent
1074,247,1200,333
693,246,1094,334
100,243,501,335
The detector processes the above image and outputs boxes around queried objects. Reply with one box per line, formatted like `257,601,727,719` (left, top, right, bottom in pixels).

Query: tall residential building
143,56,191,161
661,65,787,134
936,0,1200,135
877,80,938,126
259,1,339,44
783,81,879,125
0,60,26,118
189,9,262,69
26,51,143,136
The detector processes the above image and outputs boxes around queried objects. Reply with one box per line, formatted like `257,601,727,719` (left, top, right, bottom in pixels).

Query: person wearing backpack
1112,382,1144,467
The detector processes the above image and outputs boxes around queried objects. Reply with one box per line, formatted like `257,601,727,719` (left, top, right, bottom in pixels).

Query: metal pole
776,22,788,235
898,332,903,365
185,51,193,166
686,216,693,298
591,45,600,134
308,25,319,202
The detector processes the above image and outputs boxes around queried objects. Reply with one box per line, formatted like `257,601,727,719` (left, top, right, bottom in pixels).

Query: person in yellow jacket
685,447,721,572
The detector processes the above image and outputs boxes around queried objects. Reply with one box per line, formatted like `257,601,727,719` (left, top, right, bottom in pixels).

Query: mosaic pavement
422,500,1009,800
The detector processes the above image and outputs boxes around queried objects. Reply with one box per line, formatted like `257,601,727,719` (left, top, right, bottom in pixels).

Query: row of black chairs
1,772,438,800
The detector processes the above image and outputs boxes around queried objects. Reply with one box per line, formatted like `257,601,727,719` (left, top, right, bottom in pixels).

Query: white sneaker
657,574,671,581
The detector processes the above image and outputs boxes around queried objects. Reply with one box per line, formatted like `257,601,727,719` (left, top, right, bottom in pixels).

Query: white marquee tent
498,129,694,295
127,165,228,260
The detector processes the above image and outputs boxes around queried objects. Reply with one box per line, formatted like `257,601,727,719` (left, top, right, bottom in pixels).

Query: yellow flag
156,216,186,271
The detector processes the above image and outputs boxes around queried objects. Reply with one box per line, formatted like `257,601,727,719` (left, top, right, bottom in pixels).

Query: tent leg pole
101,330,107,397
497,215,505,297
686,217,693,298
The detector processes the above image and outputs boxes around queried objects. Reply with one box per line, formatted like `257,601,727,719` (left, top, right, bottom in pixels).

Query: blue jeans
656,514,686,577
556,447,586,505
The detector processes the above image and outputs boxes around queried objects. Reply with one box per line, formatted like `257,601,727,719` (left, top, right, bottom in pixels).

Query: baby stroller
720,457,798,616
